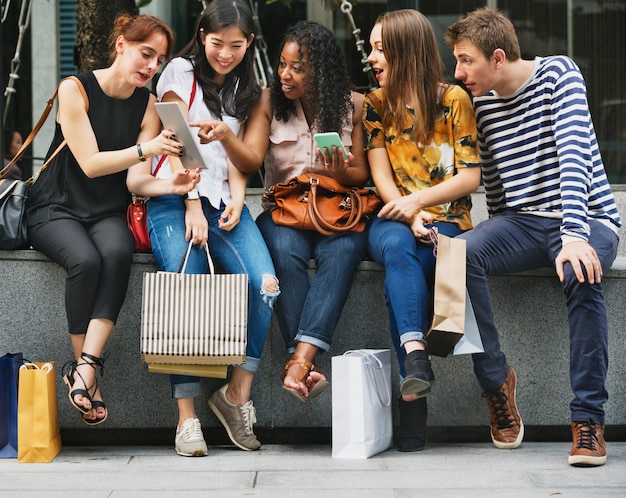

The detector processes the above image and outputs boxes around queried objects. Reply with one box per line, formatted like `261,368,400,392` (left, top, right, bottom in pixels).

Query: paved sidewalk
2,442,625,497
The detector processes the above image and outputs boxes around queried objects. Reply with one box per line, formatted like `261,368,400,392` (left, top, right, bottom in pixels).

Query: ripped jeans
256,209,368,353
147,195,279,399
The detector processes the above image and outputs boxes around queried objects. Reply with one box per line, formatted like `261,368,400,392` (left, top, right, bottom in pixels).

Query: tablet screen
155,102,207,169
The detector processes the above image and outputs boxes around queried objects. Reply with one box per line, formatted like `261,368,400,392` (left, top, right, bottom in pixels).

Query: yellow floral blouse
363,84,480,231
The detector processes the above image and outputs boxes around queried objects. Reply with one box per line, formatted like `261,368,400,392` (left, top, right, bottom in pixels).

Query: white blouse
153,57,241,209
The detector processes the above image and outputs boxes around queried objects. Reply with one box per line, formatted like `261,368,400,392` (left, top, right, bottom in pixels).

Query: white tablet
155,102,207,169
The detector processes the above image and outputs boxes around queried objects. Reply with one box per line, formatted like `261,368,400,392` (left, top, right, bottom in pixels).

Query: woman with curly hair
195,20,370,402
262,21,369,402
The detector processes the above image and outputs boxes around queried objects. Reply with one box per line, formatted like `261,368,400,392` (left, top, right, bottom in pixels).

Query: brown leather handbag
264,173,382,236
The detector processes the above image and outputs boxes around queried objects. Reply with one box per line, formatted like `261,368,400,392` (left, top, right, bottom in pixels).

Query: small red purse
127,195,152,253
126,155,167,253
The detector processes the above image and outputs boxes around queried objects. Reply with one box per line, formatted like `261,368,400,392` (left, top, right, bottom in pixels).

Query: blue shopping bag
0,352,24,458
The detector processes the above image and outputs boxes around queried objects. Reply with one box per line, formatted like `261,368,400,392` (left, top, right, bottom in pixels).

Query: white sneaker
175,418,208,457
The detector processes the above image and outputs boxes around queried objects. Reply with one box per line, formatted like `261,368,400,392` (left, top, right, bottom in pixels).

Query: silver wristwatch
183,190,200,200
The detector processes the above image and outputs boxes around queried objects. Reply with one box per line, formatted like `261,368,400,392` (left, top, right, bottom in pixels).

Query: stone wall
2,189,625,443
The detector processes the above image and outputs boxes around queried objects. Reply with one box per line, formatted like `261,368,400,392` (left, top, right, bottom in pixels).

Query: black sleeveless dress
27,72,150,227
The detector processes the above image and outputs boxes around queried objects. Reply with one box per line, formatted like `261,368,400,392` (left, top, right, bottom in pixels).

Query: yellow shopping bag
17,362,62,463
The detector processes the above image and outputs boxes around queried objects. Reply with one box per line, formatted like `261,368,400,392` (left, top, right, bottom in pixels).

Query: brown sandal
280,355,329,403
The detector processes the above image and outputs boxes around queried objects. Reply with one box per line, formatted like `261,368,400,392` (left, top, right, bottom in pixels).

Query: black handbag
0,76,87,250
0,180,29,249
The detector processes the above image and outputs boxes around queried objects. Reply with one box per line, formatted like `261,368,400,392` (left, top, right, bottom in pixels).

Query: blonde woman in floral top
364,9,481,452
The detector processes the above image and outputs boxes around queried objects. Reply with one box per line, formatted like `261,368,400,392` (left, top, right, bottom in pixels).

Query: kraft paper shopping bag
17,362,62,463
0,352,24,458
427,233,467,357
332,349,393,459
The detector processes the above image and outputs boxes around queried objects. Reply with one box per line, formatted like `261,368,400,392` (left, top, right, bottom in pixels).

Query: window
59,0,78,78
499,0,626,182
327,0,626,182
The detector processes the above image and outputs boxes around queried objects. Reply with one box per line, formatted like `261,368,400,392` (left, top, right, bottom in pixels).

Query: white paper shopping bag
331,349,393,459
453,290,484,355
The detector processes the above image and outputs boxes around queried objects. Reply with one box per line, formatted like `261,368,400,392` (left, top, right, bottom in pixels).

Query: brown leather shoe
482,366,524,449
568,420,607,467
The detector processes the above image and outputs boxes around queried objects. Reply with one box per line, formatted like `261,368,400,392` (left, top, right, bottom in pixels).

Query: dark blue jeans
457,211,618,423
256,209,368,353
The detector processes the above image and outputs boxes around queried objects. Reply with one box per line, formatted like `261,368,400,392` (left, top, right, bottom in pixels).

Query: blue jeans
147,195,278,399
368,218,463,377
457,211,618,424
256,210,368,352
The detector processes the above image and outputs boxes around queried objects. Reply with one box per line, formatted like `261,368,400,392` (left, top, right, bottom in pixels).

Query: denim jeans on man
368,218,462,377
256,209,368,353
457,211,618,423
148,195,278,399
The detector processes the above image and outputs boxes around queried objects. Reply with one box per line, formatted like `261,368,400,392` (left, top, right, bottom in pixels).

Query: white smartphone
155,102,207,169
313,132,349,157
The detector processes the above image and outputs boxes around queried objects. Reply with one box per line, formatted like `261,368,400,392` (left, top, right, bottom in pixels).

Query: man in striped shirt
445,8,621,467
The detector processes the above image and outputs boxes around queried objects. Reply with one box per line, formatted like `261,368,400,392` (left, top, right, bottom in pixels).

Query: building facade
21,0,625,183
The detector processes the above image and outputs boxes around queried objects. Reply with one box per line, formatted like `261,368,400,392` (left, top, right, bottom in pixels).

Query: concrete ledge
2,188,626,443
2,248,626,442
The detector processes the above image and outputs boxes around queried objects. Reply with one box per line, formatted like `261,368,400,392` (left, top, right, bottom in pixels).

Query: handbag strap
1,76,88,183
307,176,363,235
177,239,215,276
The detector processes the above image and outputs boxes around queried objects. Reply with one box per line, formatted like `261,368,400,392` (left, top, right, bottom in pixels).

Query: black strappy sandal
62,352,108,426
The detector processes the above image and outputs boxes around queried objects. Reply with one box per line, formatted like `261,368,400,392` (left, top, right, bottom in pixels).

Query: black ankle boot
400,350,434,397
397,397,428,452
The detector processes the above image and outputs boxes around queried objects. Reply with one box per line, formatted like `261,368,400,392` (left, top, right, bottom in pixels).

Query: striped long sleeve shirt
474,56,621,243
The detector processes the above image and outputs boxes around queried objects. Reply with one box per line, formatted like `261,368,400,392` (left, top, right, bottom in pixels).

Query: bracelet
137,144,147,162
183,190,200,200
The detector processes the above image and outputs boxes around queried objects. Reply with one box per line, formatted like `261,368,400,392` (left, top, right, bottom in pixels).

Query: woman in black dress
26,14,197,426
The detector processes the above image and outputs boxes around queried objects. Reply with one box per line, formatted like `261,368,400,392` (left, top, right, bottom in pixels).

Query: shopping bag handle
177,240,215,276
343,350,391,407
425,225,439,257
20,362,53,373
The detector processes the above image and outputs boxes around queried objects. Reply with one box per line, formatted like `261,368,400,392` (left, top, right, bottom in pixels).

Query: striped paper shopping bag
140,242,248,366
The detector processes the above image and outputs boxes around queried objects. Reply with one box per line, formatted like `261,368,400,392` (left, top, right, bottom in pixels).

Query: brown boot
482,366,524,449
568,420,607,467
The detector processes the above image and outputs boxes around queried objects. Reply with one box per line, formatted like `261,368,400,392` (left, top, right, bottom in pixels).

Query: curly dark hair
177,0,261,120
270,21,353,133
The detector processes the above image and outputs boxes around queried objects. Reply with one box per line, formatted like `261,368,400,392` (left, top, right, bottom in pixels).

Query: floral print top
363,84,480,231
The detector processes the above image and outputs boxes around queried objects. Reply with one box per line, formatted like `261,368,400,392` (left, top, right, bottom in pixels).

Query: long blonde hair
378,9,445,145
